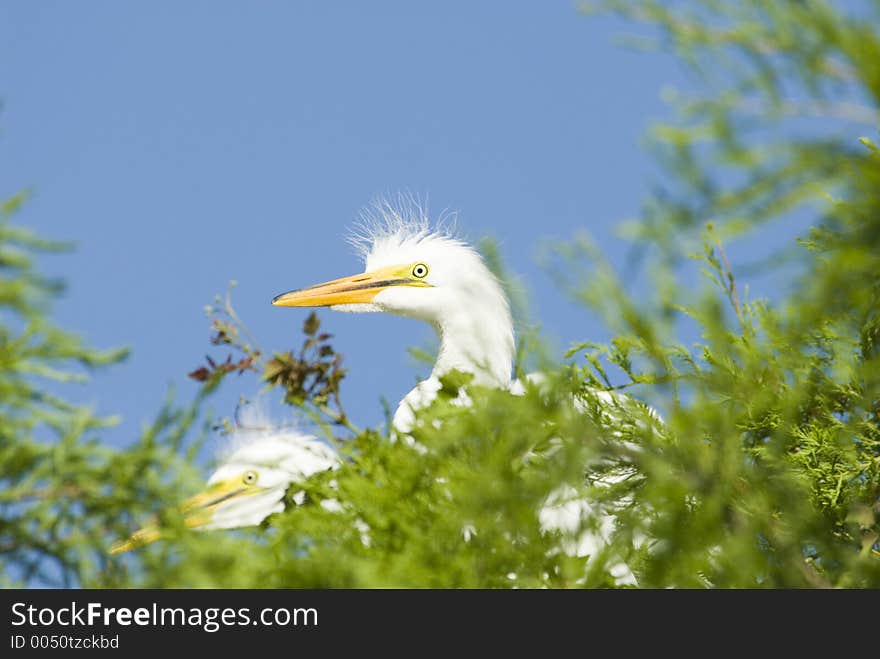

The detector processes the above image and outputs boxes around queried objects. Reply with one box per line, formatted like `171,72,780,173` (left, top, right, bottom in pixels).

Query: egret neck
390,277,514,434
431,281,514,388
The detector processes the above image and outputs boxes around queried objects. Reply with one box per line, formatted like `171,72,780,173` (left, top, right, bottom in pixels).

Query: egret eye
412,263,429,278
242,470,258,486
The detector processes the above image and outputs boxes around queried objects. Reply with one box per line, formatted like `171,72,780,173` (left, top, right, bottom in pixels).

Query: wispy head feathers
213,400,336,472
347,193,462,266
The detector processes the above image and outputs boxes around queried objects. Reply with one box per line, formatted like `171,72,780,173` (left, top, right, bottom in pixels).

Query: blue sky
0,2,785,447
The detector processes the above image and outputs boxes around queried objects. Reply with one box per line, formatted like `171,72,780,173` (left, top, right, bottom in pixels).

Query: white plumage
271,198,654,584
115,198,654,587
110,418,338,553
200,426,339,530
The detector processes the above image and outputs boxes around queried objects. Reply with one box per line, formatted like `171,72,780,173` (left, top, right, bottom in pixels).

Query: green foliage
120,382,637,588
0,193,208,587
3,0,879,588
564,0,880,586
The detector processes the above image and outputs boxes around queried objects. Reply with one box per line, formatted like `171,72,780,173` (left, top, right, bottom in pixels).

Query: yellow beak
272,263,428,308
109,477,256,555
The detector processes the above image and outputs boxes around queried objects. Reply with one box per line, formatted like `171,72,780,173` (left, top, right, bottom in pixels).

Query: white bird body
110,423,338,553
271,199,653,584
201,428,339,530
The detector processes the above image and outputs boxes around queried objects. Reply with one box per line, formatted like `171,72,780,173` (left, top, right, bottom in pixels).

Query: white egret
272,199,653,583
272,200,514,434
110,424,338,554
272,199,658,432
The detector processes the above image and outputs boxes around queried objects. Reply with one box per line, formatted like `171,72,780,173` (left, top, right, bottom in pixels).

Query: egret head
195,432,338,530
272,198,515,385
110,431,338,554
